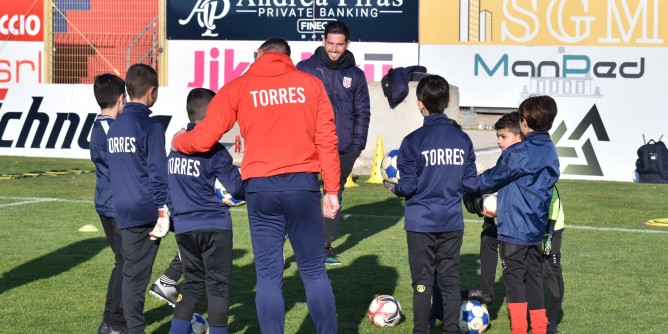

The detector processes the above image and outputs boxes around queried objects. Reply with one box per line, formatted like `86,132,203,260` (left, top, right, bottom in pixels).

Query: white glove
149,204,171,240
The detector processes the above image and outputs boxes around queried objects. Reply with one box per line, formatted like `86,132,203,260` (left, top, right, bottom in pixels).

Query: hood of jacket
246,52,296,77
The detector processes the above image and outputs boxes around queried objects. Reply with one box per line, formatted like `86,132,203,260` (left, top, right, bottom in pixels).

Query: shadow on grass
335,196,405,256
0,237,107,295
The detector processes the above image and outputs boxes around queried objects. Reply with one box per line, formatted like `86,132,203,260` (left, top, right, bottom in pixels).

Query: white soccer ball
380,149,400,183
188,313,209,334
368,295,403,327
214,166,245,206
458,300,490,333
481,193,497,218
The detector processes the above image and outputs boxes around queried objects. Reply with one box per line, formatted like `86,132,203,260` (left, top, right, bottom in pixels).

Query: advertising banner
0,85,192,159
166,40,419,89
420,44,666,182
167,0,418,42
0,0,44,42
420,0,667,47
0,42,44,87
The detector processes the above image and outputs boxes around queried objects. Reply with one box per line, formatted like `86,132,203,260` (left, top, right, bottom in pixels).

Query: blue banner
167,0,418,43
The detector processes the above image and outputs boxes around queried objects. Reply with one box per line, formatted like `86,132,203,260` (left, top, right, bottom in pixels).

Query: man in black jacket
297,20,371,265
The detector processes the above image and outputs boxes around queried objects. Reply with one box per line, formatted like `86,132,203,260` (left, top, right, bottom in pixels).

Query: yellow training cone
344,173,358,188
367,135,385,184
79,224,99,232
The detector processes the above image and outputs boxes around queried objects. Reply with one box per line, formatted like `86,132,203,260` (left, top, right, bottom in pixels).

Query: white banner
420,45,667,182
167,40,420,89
0,42,44,88
0,84,197,159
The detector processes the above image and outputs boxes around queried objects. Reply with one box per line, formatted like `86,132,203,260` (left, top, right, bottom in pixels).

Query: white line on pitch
1,196,664,234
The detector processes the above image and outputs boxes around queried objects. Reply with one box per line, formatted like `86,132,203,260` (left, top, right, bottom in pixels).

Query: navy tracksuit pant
246,189,337,334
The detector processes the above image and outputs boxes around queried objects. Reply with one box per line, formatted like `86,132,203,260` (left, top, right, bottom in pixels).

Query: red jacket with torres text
173,52,340,194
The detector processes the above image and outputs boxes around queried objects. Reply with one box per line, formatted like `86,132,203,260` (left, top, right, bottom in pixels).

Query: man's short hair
518,95,558,131
416,75,450,114
494,111,521,135
259,37,291,56
93,73,125,109
125,63,158,99
186,88,216,123
324,20,350,41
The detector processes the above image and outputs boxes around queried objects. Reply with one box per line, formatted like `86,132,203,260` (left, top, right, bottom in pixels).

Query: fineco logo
0,14,41,37
179,0,231,37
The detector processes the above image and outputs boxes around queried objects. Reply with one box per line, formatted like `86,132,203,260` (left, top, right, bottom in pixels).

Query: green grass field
1,156,667,333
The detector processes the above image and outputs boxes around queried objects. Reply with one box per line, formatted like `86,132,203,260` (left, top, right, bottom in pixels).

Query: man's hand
149,204,171,240
222,197,246,207
383,180,397,194
170,128,186,152
322,193,340,219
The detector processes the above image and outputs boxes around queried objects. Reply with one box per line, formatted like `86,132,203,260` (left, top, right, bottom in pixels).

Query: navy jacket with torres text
394,114,480,232
167,123,243,234
106,102,172,229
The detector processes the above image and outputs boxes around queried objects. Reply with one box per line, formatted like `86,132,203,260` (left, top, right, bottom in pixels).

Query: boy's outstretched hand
383,180,397,194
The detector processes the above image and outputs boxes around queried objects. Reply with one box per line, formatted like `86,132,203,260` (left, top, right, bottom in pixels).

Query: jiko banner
167,0,418,42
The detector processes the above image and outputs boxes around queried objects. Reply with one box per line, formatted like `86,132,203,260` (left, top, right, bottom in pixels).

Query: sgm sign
475,53,645,79
1,1,43,42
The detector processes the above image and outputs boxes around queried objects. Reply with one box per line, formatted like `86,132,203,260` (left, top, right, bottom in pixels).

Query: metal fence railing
49,0,159,84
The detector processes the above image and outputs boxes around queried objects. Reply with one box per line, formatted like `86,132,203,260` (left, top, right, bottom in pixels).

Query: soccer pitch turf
1,157,667,333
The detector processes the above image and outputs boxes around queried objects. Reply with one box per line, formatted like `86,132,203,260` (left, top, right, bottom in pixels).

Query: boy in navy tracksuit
106,64,173,334
90,73,127,334
167,88,243,334
478,95,560,334
384,75,479,334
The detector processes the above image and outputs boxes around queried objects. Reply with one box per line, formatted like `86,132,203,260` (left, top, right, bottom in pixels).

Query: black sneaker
467,288,494,305
98,321,109,334
325,247,341,265
149,278,179,307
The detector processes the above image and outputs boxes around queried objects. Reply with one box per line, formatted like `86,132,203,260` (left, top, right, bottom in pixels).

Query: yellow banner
420,0,667,46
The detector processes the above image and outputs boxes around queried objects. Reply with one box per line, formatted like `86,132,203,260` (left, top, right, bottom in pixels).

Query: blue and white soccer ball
188,313,208,334
380,149,400,183
214,166,245,207
458,300,490,333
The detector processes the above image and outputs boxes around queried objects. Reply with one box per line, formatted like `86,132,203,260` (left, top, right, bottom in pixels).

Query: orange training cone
344,173,358,188
366,135,385,184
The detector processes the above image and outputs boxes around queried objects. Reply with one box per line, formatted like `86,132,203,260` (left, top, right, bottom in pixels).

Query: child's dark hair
448,118,462,130
518,95,557,131
125,63,158,99
494,111,521,135
259,37,291,56
186,88,216,122
324,20,350,41
416,75,450,114
93,74,125,109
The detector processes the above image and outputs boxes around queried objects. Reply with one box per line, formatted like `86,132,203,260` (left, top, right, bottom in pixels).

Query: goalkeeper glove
463,196,484,216
383,180,397,194
542,233,553,256
149,204,171,240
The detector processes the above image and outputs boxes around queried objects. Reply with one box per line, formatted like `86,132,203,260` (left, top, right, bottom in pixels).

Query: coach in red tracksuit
172,37,340,334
